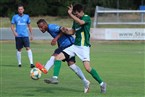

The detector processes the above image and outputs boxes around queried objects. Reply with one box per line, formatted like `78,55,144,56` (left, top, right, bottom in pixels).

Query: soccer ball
30,68,42,80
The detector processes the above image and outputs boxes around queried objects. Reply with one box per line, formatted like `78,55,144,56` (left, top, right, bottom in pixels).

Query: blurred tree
26,0,48,16
0,0,15,17
0,0,144,17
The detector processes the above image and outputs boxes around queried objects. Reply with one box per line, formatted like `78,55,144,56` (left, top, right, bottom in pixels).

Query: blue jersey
47,24,74,48
11,14,30,37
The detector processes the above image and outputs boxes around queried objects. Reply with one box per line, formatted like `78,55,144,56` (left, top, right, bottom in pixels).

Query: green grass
0,40,145,97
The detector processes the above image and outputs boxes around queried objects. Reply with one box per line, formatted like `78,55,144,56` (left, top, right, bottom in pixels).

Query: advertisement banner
105,29,145,40
91,28,145,40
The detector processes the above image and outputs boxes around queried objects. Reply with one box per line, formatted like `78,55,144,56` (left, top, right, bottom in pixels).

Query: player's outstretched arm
60,27,75,35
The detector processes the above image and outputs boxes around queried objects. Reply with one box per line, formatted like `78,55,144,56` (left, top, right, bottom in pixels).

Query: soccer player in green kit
36,4,106,93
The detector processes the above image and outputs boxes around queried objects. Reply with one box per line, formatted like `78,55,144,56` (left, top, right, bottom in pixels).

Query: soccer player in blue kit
11,4,34,68
36,19,90,93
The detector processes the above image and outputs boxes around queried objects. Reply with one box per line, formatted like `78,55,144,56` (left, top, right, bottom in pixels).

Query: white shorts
63,45,90,61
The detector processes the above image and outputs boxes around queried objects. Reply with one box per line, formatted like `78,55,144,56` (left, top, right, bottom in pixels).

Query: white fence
92,6,145,40
93,6,145,27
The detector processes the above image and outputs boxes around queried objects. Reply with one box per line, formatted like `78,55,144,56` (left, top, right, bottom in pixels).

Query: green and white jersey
72,14,91,47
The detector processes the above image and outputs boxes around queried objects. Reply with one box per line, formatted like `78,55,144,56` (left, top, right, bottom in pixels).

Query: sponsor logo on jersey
75,27,82,31
18,21,26,25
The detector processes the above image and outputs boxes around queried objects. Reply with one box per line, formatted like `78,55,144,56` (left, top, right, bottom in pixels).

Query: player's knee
55,56,61,60
17,49,22,52
84,61,91,72
26,47,30,50
55,53,65,61
67,61,75,66
85,67,90,72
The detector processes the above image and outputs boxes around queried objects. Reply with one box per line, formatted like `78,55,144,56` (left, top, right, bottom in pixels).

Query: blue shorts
15,37,30,50
54,46,75,63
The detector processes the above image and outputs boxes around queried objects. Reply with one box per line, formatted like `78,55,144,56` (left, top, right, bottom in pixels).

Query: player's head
18,4,24,15
37,19,48,33
73,4,84,18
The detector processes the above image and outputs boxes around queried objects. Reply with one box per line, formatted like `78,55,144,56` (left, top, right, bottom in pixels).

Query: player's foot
84,80,90,93
100,82,107,93
30,64,35,68
44,77,59,84
35,62,48,74
18,64,21,67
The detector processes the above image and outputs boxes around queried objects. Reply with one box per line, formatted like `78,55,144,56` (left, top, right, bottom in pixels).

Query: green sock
53,60,61,77
90,68,103,84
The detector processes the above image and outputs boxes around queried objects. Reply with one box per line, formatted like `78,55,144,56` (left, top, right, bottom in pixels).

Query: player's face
18,6,24,15
73,11,83,18
38,22,47,33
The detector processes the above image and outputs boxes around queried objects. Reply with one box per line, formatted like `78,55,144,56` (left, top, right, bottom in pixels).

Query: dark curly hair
73,4,84,13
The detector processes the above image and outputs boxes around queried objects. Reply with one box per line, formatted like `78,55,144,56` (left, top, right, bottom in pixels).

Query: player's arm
11,24,18,37
28,24,33,40
11,15,18,37
68,5,85,25
60,27,75,35
51,32,63,46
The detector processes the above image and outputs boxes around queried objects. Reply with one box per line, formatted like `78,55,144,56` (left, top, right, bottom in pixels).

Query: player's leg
44,48,63,84
26,47,34,68
51,48,64,80
68,58,90,93
75,45,107,93
35,56,54,74
23,37,34,68
17,49,22,67
15,37,23,67
44,48,76,84
38,47,64,74
83,61,106,93
36,45,73,74
62,45,91,93
42,45,75,73
36,52,66,74
44,62,61,84
44,57,61,84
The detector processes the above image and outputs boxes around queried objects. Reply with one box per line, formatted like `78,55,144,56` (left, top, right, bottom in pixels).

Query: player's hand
14,32,18,37
61,27,69,33
68,4,73,14
30,36,33,41
51,38,57,46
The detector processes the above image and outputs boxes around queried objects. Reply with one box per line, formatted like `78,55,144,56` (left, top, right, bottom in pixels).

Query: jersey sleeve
48,24,61,33
27,15,31,24
11,15,15,24
82,15,91,25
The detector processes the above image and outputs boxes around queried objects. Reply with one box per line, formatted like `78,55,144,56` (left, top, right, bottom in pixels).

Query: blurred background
0,0,145,18
0,0,145,40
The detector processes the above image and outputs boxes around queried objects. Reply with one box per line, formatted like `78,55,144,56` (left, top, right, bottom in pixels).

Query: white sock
69,64,87,82
27,49,33,64
17,51,21,65
44,56,55,71
100,82,104,86
52,76,58,79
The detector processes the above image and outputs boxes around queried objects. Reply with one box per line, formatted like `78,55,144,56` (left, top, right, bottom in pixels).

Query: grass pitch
0,40,144,97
